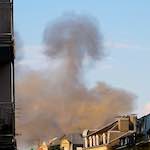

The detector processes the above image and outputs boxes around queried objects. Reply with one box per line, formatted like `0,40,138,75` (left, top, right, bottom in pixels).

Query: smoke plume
16,14,135,146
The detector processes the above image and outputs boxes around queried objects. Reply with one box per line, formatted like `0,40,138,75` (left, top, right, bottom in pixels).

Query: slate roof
62,133,83,145
87,121,118,137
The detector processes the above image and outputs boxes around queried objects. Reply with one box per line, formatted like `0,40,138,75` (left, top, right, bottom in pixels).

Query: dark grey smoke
16,14,135,146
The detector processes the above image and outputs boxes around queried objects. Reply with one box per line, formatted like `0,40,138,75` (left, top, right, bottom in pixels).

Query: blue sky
14,0,150,115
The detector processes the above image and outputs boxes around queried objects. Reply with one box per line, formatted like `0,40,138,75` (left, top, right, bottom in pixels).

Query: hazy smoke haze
16,14,135,146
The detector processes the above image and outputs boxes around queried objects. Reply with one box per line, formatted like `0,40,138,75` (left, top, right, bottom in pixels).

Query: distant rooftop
62,133,83,145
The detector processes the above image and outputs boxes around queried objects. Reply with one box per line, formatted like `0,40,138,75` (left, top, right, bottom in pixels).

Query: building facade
82,115,137,150
49,133,83,150
116,114,150,149
0,0,17,149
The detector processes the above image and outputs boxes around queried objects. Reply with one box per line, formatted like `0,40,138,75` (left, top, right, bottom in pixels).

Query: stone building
49,133,83,150
82,115,137,150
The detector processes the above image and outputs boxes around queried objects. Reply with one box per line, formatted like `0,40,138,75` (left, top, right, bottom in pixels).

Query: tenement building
82,115,137,150
82,114,150,150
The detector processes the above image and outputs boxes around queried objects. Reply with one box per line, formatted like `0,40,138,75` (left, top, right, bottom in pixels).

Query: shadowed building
0,0,17,149
116,113,150,150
